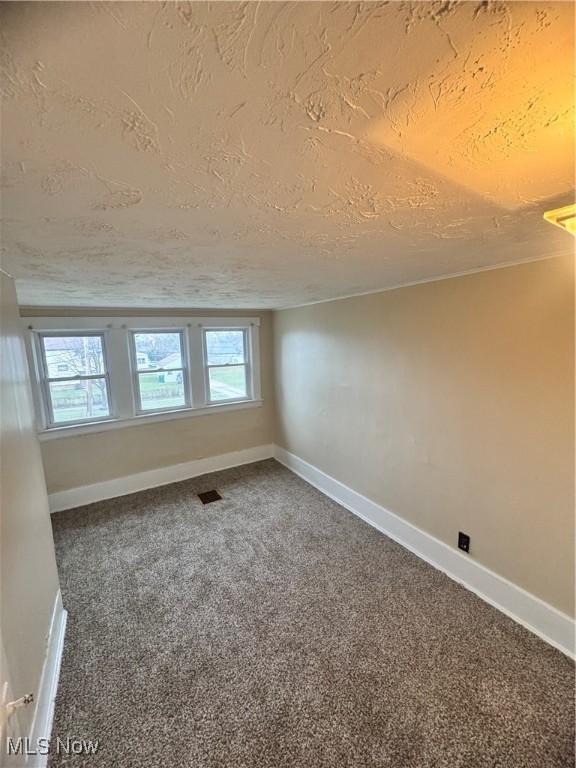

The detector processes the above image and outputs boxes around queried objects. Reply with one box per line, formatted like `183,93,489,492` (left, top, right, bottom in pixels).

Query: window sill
37,399,263,441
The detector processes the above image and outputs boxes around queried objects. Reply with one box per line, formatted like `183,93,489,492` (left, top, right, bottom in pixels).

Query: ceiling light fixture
543,203,576,235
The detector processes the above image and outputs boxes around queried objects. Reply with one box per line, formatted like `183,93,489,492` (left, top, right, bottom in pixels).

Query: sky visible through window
133,332,186,411
205,330,247,401
39,326,255,426
42,335,109,423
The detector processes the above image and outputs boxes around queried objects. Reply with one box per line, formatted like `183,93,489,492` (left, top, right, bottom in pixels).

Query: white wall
0,271,61,748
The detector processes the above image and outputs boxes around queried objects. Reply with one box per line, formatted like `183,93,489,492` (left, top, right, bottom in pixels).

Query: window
204,329,248,402
131,331,189,412
28,317,261,434
38,333,111,425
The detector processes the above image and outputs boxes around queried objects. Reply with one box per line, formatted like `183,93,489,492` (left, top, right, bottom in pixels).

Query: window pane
208,365,247,401
49,378,110,423
205,330,245,365
43,335,105,378
137,372,186,411
133,332,183,371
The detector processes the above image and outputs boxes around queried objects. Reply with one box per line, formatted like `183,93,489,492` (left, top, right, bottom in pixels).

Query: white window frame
129,328,191,415
24,316,262,439
35,331,114,428
203,327,251,405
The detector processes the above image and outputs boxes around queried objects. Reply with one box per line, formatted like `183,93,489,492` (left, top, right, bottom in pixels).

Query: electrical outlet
458,531,470,553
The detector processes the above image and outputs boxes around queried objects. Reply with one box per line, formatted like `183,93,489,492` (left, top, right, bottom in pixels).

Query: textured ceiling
1,1,574,309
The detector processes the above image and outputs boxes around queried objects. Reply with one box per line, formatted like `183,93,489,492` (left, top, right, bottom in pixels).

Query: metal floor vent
198,490,222,505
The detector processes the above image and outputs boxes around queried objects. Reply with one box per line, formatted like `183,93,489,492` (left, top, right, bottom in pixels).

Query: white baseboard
46,441,574,658
27,591,68,768
48,444,275,513
274,445,575,659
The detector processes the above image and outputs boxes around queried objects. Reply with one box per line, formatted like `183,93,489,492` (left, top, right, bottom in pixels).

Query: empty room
1,1,574,766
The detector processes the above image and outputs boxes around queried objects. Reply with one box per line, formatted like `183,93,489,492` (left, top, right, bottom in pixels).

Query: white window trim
203,326,252,405
36,330,114,428
129,329,191,415
24,316,262,438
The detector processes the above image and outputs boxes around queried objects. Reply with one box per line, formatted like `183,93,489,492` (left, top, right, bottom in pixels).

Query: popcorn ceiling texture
1,1,574,308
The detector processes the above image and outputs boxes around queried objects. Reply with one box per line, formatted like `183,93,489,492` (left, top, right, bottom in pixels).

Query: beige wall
18,258,576,617
0,271,60,741
37,312,275,494
273,256,575,617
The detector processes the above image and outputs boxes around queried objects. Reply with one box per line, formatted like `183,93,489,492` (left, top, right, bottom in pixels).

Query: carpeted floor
50,459,574,768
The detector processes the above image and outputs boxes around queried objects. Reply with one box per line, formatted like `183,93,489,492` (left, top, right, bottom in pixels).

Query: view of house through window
205,329,248,402
40,334,111,424
132,331,188,411
32,321,259,429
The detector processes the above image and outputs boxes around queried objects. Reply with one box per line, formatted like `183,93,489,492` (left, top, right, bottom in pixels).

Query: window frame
35,331,114,428
203,327,251,405
129,328,191,415
25,316,262,437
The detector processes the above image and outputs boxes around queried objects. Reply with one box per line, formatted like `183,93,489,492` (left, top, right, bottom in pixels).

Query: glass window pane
208,365,247,401
205,330,245,366
133,332,183,371
43,335,105,378
49,378,110,423
137,372,186,411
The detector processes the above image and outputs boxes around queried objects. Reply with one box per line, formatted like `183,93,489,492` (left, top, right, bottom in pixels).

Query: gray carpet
49,459,575,768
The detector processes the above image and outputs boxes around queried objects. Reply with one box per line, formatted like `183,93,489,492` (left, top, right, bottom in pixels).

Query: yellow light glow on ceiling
365,3,575,211
543,204,576,236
